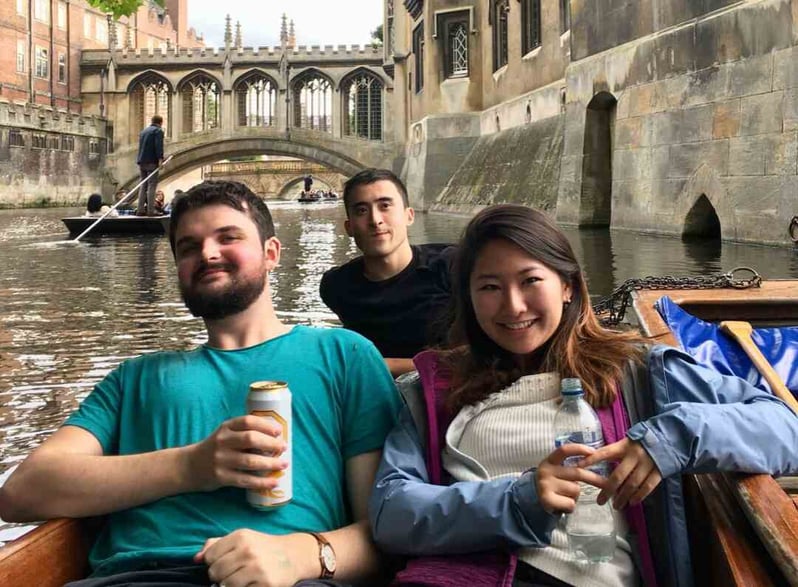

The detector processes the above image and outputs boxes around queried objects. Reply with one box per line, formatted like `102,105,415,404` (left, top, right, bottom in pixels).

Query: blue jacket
369,345,798,586
137,124,164,165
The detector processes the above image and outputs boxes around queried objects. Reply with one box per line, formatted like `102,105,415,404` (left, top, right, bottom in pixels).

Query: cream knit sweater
442,372,638,587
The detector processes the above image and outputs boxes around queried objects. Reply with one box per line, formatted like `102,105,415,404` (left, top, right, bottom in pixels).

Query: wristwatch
308,531,336,579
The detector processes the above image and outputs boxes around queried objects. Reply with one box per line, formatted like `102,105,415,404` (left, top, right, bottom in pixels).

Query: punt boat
631,279,798,586
1,280,797,586
61,215,170,236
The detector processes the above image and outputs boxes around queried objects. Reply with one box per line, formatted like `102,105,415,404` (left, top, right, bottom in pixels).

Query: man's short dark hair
152,115,163,125
169,180,275,254
343,169,409,213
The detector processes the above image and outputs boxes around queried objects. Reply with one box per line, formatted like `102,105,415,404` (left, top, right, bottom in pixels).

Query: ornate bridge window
292,73,333,133
179,73,220,134
128,73,171,141
235,72,277,127
342,70,383,141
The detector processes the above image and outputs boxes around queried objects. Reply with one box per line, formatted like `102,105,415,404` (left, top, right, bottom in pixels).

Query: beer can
246,380,292,509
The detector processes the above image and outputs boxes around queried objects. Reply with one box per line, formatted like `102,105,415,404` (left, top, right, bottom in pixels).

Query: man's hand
535,444,607,514
578,438,662,509
187,415,288,493
195,530,318,587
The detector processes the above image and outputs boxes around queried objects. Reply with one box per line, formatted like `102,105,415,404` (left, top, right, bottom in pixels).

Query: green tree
371,24,383,44
86,0,164,20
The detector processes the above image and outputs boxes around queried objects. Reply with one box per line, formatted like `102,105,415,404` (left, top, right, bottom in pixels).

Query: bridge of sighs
79,44,395,190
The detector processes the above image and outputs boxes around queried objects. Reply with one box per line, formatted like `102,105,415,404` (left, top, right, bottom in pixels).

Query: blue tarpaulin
656,296,798,397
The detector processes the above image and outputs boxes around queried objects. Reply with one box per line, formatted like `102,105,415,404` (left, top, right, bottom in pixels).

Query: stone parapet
0,100,107,138
82,45,384,67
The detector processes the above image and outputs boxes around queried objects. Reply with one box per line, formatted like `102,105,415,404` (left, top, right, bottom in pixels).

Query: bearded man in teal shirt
0,181,402,587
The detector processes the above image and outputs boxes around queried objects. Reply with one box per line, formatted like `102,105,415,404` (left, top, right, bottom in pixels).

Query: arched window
179,73,220,133
235,72,277,127
342,71,383,141
492,0,509,71
128,73,171,141
292,73,332,133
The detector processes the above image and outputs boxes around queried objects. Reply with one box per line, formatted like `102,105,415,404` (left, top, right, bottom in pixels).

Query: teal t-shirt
64,325,401,576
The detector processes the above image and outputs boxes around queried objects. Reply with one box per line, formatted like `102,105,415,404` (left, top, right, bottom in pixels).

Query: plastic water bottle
553,377,616,563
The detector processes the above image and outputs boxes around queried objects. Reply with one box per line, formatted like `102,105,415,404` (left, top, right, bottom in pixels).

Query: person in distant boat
320,168,455,377
369,204,798,587
84,193,117,218
154,190,166,215
304,174,313,193
114,188,133,213
0,180,401,587
163,189,184,215
136,115,165,217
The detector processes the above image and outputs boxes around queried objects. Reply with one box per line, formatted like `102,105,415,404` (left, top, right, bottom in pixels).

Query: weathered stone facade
390,0,798,246
0,100,107,207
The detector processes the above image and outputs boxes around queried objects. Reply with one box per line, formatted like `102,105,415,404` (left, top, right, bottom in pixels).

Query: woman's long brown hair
443,205,646,414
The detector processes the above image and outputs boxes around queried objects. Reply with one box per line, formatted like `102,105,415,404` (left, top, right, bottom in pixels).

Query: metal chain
593,266,762,326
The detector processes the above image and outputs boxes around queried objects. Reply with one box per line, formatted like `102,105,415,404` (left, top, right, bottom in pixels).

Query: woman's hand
535,444,607,515
578,438,662,509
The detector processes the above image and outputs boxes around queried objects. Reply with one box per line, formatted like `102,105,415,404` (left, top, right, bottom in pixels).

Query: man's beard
180,262,267,320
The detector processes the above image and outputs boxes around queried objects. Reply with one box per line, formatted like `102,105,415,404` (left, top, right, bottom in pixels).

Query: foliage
371,24,384,44
85,0,164,20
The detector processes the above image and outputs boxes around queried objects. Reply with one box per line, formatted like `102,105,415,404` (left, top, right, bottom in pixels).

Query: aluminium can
246,380,292,509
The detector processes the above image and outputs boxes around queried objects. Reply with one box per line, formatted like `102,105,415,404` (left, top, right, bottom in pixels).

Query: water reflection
0,204,797,536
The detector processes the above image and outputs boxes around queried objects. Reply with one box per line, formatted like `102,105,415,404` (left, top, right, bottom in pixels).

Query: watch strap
308,531,335,579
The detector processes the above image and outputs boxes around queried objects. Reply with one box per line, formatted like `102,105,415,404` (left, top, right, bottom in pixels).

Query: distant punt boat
61,215,170,236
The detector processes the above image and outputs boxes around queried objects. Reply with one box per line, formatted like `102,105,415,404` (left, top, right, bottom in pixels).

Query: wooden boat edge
631,281,798,586
0,518,92,586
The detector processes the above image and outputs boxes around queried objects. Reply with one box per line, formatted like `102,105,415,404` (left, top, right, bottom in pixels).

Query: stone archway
277,176,332,200
114,134,372,192
683,194,721,238
675,164,736,241
579,91,617,227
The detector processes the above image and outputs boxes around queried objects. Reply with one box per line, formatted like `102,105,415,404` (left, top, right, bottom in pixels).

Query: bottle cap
560,377,584,396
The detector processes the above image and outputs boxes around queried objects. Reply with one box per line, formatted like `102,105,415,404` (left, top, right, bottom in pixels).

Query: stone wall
560,0,798,245
398,0,798,245
0,100,107,207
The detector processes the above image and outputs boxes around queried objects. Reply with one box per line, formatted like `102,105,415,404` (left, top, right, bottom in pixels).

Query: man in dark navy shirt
136,115,165,216
320,169,454,376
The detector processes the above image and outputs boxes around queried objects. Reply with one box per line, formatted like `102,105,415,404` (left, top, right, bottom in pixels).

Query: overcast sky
187,0,383,48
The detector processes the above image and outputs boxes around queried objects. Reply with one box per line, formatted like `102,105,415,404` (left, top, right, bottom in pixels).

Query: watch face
321,544,336,572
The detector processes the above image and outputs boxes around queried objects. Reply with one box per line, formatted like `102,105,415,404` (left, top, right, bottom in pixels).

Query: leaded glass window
413,22,424,93
560,0,570,33
492,0,509,71
442,15,469,78
522,0,542,55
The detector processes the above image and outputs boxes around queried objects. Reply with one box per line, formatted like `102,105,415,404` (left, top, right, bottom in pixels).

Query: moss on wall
434,114,565,213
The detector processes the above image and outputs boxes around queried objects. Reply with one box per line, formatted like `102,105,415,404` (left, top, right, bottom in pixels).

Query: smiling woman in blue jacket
368,204,798,587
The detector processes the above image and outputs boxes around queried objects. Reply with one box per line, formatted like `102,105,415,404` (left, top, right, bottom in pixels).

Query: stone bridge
79,44,395,193
204,159,346,199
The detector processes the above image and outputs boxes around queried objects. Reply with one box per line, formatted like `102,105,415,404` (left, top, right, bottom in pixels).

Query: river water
0,202,796,540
